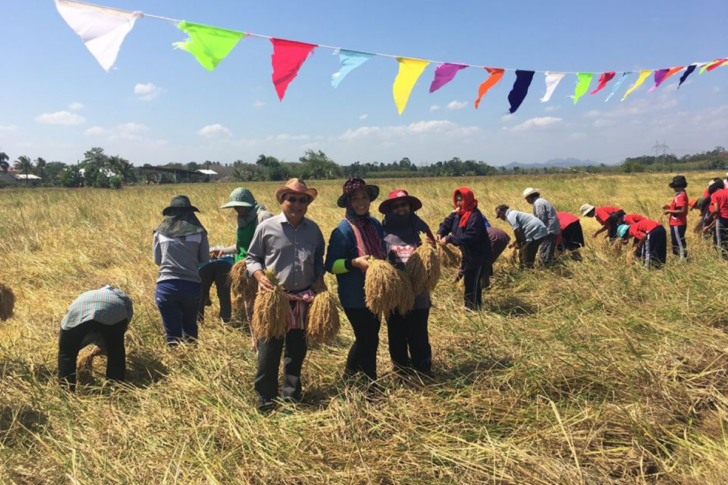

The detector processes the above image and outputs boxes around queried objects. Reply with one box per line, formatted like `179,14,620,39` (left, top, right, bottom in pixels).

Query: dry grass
306,291,341,345
251,271,289,340
0,282,14,321
228,260,257,310
438,242,462,268
394,268,415,315
3,173,728,484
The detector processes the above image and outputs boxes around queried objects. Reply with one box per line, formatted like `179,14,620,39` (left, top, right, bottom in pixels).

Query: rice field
2,173,728,484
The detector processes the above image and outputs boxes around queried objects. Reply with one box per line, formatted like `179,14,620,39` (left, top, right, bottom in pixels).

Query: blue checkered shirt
60,286,133,330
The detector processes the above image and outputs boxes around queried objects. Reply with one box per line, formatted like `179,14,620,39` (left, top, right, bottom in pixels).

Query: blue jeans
156,280,201,346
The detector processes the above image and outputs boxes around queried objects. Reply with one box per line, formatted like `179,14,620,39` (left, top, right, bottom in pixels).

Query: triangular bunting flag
174,21,246,72
332,50,372,88
648,67,683,92
705,58,728,72
540,72,565,103
573,73,594,104
270,39,317,101
590,72,615,95
678,64,698,89
605,72,631,101
393,58,430,115
429,63,467,93
621,70,652,101
508,70,535,114
54,0,141,72
474,68,505,109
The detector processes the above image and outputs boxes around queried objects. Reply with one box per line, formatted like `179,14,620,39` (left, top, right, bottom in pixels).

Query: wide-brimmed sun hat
617,224,630,238
580,204,596,216
221,187,257,209
274,178,318,204
337,177,379,208
522,187,541,199
378,189,422,214
668,175,688,188
162,195,199,216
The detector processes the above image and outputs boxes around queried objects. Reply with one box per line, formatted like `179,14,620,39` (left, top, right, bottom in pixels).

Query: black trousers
559,222,585,251
254,329,307,406
344,308,381,381
58,319,127,391
636,226,667,268
669,225,687,259
520,236,546,268
463,264,489,310
198,261,232,323
715,217,728,259
386,308,432,373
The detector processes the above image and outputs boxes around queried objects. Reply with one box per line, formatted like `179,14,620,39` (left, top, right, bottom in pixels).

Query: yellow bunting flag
393,58,430,115
621,70,652,101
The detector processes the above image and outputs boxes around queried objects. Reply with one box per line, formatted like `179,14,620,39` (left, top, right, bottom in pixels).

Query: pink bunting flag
429,63,467,93
270,39,317,101
590,72,616,95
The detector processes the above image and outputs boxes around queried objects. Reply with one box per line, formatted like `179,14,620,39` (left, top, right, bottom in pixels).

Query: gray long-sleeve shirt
153,232,210,283
245,213,325,292
533,198,561,235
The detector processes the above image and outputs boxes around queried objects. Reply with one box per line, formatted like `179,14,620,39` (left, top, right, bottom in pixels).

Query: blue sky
1,0,726,166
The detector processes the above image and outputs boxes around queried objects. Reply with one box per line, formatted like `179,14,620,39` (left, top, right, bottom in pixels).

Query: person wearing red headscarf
436,188,492,310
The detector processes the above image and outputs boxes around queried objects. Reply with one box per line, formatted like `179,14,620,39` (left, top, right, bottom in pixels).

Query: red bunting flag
706,58,728,72
270,39,317,101
474,67,505,109
590,72,616,95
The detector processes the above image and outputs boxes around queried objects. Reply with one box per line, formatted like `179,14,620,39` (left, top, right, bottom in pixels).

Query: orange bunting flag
474,67,505,109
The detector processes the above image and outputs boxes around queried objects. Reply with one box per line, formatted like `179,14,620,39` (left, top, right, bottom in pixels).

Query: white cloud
713,87,721,94
198,124,232,138
35,111,85,125
340,120,480,141
545,105,560,112
84,126,108,136
68,102,84,111
429,105,441,112
253,100,266,108
134,82,163,101
501,114,517,122
359,114,368,120
114,122,149,141
0,125,17,132
272,134,310,141
510,117,563,132
447,100,467,110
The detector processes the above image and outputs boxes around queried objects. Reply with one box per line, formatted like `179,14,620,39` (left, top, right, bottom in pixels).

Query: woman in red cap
436,187,492,310
379,189,436,376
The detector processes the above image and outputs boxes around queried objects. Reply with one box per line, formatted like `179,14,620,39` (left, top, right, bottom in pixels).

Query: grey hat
220,188,256,209
162,195,199,216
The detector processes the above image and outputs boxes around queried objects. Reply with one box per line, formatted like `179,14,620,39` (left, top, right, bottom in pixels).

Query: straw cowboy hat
580,204,596,216
274,178,318,204
337,177,379,208
162,195,199,216
522,187,541,200
378,189,423,214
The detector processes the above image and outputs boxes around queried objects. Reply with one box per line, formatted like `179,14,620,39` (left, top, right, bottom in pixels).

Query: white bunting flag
55,0,142,72
540,71,566,103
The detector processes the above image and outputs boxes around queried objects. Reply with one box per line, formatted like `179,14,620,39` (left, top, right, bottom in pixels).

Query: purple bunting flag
429,63,467,93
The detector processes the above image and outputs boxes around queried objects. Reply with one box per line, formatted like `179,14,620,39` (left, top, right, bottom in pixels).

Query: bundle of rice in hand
508,247,519,266
306,291,340,345
437,243,462,269
365,258,407,316
0,282,15,321
395,269,415,315
405,235,441,294
251,270,290,340
228,260,257,310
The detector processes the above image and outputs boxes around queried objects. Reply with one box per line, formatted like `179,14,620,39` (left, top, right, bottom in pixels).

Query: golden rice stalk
508,247,519,266
417,236,441,293
228,261,257,310
0,282,15,321
395,269,415,315
437,243,462,269
405,252,428,296
611,239,625,256
251,270,289,341
365,258,406,316
306,291,340,345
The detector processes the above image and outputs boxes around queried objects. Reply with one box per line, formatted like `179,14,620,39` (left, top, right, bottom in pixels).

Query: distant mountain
500,158,603,169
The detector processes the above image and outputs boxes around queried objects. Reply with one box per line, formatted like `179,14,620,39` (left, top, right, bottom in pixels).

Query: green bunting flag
174,21,246,71
573,72,594,104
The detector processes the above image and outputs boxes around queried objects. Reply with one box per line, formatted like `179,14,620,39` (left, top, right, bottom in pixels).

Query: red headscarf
453,187,477,228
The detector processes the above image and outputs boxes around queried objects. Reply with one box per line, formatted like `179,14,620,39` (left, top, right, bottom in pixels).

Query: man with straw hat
246,178,326,411
523,188,560,265
580,203,623,241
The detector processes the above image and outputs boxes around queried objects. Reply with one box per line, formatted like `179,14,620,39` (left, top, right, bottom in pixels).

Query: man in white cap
522,188,560,265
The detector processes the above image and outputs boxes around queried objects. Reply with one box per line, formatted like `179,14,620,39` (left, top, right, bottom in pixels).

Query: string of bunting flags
54,0,728,115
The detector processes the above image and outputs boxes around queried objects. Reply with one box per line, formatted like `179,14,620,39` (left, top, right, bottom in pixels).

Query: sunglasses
390,202,409,210
285,195,310,205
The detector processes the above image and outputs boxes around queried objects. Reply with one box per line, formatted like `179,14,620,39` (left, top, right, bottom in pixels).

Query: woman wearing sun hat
153,195,210,346
325,177,386,384
379,189,436,376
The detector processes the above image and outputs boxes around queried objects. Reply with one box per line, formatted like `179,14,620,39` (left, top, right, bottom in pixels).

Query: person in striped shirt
58,285,133,391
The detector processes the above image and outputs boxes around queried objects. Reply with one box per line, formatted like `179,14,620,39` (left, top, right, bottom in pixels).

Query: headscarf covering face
454,187,478,229
155,208,206,238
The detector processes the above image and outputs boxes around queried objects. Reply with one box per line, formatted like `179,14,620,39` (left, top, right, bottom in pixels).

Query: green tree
60,165,84,188
14,155,33,185
34,157,47,184
45,162,68,184
0,152,9,173
298,150,342,179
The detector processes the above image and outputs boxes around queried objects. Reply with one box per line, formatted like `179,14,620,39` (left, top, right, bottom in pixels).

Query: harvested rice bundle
365,258,407,316
306,291,340,345
437,243,462,269
395,269,415,315
404,252,428,296
228,260,257,310
0,282,15,321
251,270,289,341
406,236,441,294
508,247,519,266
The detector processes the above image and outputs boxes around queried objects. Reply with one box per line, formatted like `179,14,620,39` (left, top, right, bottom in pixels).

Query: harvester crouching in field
495,204,547,270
